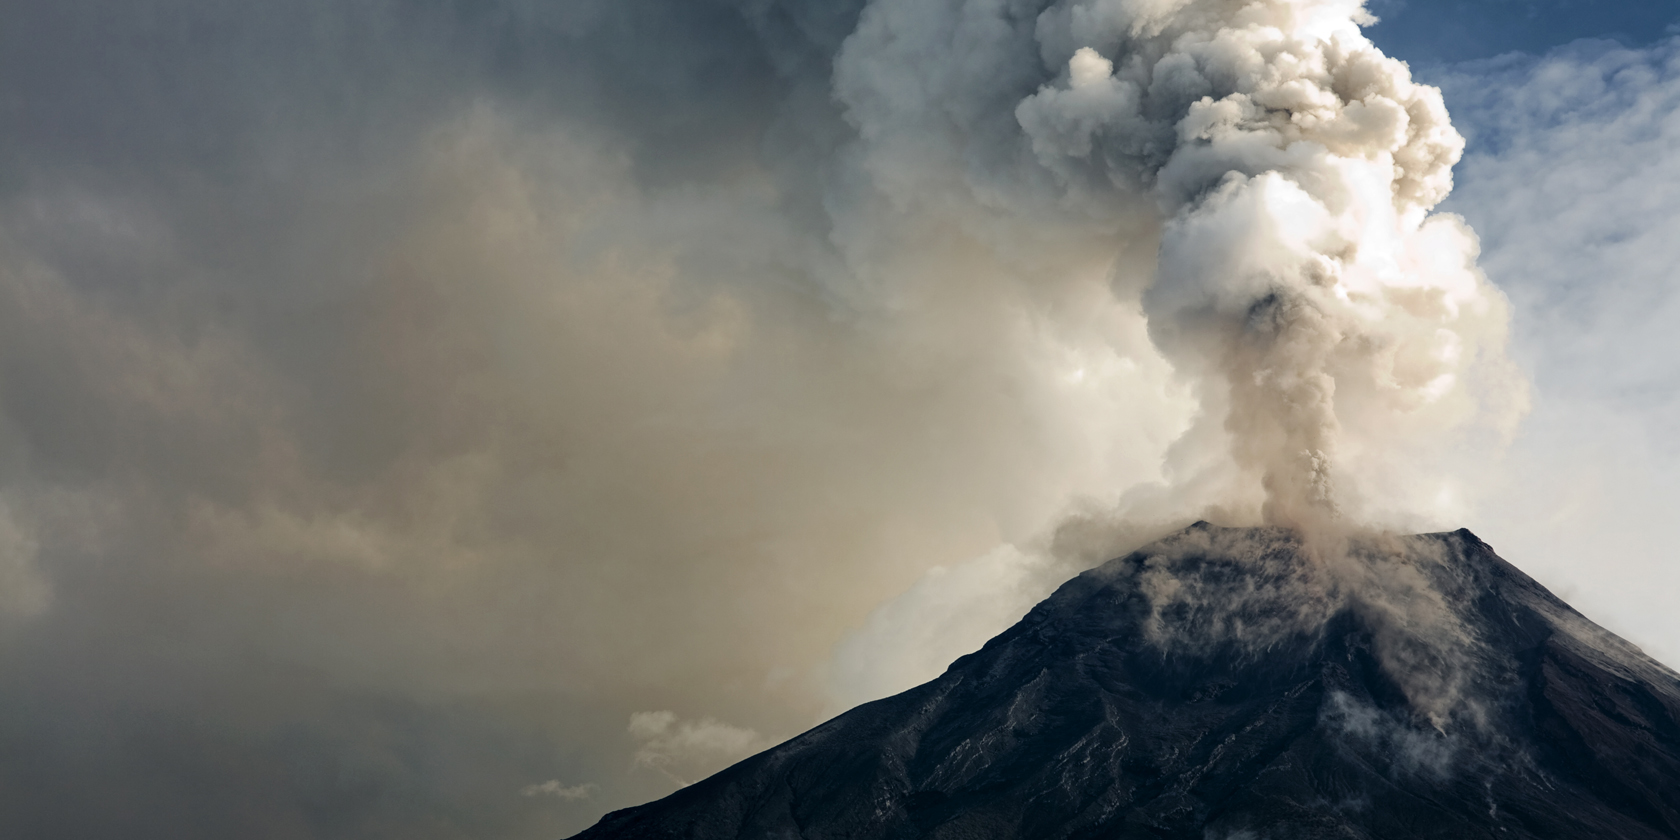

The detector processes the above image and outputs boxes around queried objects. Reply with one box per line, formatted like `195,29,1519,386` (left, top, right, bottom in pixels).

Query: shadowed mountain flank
572,524,1680,839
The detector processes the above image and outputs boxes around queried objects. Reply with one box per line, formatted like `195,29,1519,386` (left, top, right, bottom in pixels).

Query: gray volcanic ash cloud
834,0,1524,532
0,0,1543,837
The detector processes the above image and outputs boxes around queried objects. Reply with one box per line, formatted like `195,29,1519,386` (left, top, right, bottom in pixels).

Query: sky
0,1,1678,838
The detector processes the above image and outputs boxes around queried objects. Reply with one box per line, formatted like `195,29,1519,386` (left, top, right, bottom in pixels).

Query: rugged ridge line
572,524,1680,839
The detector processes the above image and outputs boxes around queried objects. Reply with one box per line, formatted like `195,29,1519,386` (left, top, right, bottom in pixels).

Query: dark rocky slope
572,524,1680,839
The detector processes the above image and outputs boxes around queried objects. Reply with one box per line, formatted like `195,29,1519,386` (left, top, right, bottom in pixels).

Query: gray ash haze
0,1,1676,838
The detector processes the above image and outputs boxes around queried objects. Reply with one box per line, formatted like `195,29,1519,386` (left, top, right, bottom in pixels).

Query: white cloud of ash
831,0,1525,538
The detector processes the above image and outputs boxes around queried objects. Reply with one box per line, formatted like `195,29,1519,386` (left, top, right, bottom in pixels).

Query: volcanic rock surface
571,524,1680,839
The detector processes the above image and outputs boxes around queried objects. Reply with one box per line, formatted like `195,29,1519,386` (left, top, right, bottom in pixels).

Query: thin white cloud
0,501,49,622
628,711,770,785
520,780,598,801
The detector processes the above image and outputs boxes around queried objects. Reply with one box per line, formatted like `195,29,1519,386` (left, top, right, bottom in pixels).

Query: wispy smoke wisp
521,780,599,801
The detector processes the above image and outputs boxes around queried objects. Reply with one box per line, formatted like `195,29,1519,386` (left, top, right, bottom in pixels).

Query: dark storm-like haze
0,1,1677,838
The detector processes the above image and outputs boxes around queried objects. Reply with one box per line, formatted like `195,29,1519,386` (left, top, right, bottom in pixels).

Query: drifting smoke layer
837,0,1523,532
0,0,1530,836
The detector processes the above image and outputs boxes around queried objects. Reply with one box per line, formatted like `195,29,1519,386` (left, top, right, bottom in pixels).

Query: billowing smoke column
823,0,1533,724
834,0,1521,533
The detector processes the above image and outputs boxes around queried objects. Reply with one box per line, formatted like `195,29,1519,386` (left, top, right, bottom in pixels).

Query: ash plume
817,0,1530,719
835,0,1525,534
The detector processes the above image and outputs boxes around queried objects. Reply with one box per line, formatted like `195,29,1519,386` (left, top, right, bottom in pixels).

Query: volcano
571,524,1680,839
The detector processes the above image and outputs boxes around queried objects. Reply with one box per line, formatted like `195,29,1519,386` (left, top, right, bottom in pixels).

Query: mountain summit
573,524,1680,839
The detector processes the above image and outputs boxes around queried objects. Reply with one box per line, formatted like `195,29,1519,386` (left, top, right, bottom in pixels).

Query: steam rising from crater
824,0,1528,716
835,0,1524,532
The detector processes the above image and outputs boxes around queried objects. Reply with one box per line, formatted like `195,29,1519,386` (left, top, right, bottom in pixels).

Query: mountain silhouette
571,523,1680,839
